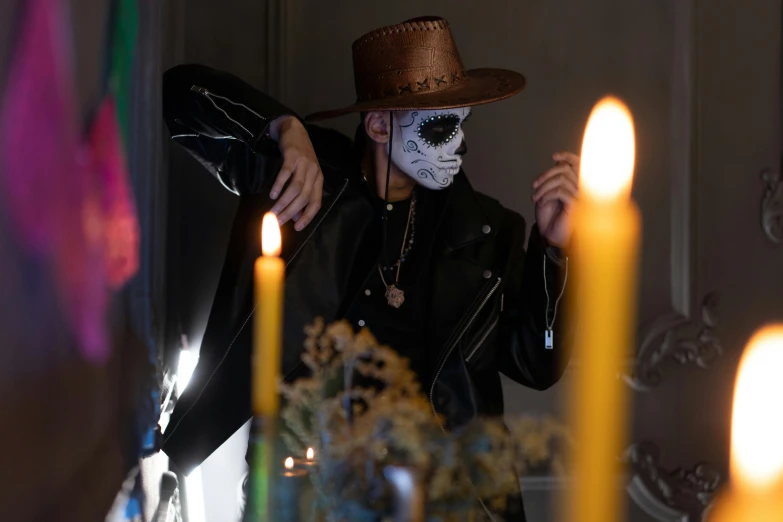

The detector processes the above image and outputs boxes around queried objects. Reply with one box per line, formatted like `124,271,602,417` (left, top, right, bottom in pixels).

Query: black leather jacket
161,65,573,486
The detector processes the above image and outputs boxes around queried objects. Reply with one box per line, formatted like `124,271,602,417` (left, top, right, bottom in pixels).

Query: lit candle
564,97,641,522
253,213,285,417
292,447,317,471
708,325,783,521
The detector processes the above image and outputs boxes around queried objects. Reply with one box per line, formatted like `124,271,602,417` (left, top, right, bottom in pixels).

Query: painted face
390,108,471,190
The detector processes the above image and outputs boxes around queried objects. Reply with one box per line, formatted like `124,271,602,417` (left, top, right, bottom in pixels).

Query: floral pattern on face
390,108,471,190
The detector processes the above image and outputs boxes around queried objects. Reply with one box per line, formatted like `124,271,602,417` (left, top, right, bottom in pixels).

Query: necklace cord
543,254,569,329
382,111,394,266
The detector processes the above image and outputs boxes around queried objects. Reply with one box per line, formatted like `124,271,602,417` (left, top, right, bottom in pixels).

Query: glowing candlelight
293,447,317,471
261,213,282,257
709,325,783,521
578,97,635,203
565,97,641,522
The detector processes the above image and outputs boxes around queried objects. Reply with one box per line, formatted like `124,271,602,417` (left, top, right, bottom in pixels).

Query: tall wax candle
565,97,642,522
253,212,285,417
708,325,783,522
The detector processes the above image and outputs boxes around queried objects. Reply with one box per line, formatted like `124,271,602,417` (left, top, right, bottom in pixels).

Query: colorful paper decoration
108,0,139,144
87,95,140,290
0,0,140,364
0,0,79,253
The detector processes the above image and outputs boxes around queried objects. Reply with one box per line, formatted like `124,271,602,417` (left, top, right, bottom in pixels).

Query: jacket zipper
428,276,502,414
192,86,266,140
428,276,502,521
164,178,350,445
465,317,499,363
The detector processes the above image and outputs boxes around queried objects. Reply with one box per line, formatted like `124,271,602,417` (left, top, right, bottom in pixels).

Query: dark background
1,0,782,521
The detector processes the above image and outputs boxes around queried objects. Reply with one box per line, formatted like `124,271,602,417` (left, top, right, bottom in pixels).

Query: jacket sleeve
162,63,299,195
497,222,574,390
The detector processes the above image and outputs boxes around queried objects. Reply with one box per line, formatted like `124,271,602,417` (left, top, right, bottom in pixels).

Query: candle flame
731,324,783,490
261,212,282,257
284,457,294,470
579,96,636,202
306,447,314,460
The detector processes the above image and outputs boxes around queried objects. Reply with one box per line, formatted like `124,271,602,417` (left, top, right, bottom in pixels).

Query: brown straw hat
305,16,526,121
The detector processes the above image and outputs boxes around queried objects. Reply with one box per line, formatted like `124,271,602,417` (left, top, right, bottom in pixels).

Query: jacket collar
438,172,499,251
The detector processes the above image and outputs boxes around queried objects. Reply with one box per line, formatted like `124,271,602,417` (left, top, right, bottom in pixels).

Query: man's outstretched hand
532,151,580,249
268,115,324,231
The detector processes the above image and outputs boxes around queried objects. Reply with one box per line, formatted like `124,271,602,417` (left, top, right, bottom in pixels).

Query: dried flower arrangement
279,319,573,521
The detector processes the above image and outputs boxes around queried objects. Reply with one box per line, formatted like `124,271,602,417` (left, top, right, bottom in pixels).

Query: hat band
356,69,466,102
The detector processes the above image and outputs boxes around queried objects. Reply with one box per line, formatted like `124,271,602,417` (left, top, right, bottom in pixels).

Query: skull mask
389,108,471,190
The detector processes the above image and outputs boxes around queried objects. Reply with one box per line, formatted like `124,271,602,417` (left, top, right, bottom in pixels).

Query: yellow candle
708,325,783,522
253,212,285,417
564,97,641,522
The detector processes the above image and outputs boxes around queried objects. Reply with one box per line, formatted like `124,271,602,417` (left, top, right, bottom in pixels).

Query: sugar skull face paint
390,108,471,190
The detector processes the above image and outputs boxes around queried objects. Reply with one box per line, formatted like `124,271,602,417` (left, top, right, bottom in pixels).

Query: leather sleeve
162,63,299,195
498,221,574,390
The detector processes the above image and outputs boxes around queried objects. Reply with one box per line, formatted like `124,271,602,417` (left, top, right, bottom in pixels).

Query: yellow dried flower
278,319,574,520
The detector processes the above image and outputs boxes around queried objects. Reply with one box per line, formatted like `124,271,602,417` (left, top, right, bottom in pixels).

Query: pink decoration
88,96,140,289
0,0,140,364
0,0,79,253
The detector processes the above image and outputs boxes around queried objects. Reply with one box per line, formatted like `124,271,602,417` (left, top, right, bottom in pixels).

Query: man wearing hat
162,16,579,519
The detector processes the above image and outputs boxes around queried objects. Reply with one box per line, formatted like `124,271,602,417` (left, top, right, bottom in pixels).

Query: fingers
270,171,301,218
532,164,578,195
274,169,312,225
294,174,324,231
533,170,579,204
536,184,578,207
276,163,323,226
552,151,580,169
270,161,296,201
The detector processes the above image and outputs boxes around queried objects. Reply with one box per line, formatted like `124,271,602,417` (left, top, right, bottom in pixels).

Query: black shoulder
473,190,527,234
305,124,362,182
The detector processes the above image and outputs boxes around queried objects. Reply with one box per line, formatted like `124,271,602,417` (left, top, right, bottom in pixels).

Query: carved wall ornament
625,293,721,392
625,442,721,522
761,168,783,243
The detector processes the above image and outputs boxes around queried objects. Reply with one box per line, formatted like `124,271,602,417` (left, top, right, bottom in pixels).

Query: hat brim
305,68,526,122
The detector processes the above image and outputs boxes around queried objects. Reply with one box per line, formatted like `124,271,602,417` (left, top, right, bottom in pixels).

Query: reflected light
261,213,281,257
185,467,206,522
177,349,198,398
731,325,783,490
579,96,636,202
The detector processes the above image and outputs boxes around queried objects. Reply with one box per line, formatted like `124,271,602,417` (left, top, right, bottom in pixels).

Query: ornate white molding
625,442,721,522
761,168,783,243
625,293,721,391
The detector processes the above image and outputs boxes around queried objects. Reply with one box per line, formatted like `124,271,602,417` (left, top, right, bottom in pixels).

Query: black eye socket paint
416,114,461,147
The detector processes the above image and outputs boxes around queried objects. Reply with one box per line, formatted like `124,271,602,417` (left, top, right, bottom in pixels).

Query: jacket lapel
427,174,502,375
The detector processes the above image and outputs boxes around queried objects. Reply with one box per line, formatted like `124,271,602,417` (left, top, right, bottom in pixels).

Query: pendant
385,285,405,308
545,329,554,350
